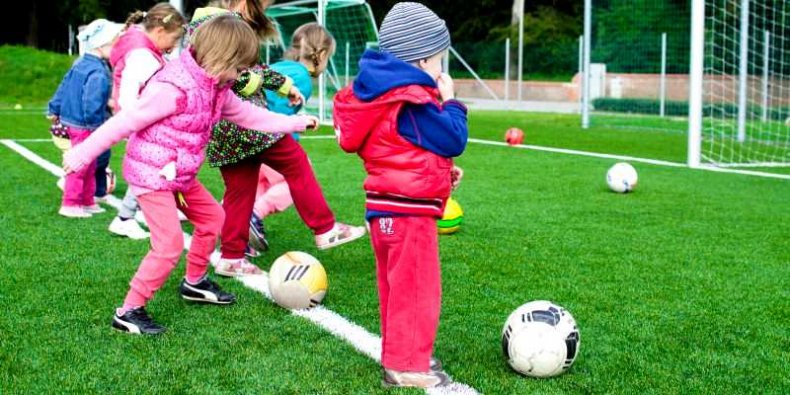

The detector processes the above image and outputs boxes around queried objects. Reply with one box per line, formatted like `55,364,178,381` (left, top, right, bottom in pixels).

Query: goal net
699,0,790,168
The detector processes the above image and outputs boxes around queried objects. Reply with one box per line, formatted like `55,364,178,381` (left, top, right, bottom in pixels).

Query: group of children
49,0,467,389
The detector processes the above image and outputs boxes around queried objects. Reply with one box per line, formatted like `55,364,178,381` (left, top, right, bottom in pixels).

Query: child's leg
118,189,140,219
177,180,224,283
81,160,98,207
258,135,335,235
369,216,441,372
94,149,111,197
219,158,261,260
123,191,183,309
61,127,92,207
253,164,293,218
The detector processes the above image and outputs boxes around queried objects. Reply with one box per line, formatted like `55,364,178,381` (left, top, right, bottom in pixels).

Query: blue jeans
94,149,111,197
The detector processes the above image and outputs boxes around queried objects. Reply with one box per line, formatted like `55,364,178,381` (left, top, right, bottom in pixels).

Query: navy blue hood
353,50,437,101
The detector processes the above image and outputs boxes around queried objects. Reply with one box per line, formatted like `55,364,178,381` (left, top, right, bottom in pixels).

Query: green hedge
592,98,790,121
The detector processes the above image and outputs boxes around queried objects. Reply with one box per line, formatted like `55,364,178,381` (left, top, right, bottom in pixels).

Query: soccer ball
268,251,328,310
501,300,580,378
438,197,463,235
105,168,116,194
505,127,525,146
606,162,638,193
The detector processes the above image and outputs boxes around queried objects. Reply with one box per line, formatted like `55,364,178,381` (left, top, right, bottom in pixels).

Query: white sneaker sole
316,229,367,250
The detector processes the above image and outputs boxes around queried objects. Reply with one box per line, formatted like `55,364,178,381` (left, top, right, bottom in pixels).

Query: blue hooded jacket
48,53,112,130
352,50,467,158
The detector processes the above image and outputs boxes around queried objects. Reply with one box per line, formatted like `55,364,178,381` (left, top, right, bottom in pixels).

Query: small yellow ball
438,197,463,235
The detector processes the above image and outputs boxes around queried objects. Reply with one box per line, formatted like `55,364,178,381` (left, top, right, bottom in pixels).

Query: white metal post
443,50,450,74
265,41,270,65
169,0,183,12
505,38,510,107
660,32,667,117
68,25,74,56
582,0,592,129
688,0,705,168
761,30,770,122
578,35,583,105
345,41,351,86
517,0,524,102
318,0,326,122
737,0,750,142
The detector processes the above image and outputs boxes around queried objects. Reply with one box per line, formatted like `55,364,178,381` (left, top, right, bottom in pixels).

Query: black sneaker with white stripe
111,307,166,335
179,277,236,304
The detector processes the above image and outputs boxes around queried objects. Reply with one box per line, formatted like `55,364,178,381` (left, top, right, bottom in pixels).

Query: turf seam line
0,138,481,395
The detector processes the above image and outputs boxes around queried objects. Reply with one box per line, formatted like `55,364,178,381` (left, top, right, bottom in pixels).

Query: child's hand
451,165,464,190
288,86,304,107
437,73,455,102
47,114,59,124
304,115,319,131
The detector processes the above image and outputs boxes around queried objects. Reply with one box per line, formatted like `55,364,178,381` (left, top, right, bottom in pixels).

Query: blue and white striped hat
379,2,451,63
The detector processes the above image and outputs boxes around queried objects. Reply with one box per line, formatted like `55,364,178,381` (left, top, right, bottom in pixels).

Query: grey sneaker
382,369,451,388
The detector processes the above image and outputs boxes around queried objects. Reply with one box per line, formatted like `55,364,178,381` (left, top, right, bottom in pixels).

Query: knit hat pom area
378,2,451,63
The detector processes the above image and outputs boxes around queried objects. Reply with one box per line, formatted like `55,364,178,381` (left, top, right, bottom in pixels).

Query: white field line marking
255,135,790,180
0,139,481,395
8,131,790,179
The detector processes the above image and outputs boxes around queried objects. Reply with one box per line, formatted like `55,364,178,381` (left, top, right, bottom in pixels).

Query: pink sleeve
63,83,182,172
221,92,308,134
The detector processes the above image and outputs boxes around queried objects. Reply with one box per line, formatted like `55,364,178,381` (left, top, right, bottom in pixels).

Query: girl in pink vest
63,15,318,335
107,3,186,241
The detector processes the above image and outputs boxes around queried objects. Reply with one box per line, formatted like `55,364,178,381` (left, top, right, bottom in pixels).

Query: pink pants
122,180,224,308
369,216,442,372
253,164,293,218
62,127,96,207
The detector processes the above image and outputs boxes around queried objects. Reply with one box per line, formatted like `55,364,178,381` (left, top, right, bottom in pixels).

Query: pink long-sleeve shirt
64,81,311,196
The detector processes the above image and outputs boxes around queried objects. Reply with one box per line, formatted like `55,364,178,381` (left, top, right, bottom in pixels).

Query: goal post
688,0,790,168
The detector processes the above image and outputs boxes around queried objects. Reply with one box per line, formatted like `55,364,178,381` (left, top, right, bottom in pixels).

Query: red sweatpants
219,135,335,259
369,215,442,372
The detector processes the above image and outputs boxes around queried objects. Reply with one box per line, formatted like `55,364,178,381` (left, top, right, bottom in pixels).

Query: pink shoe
214,258,263,277
314,222,366,250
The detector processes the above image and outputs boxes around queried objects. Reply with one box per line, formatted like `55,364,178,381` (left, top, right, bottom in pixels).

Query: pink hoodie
64,50,310,194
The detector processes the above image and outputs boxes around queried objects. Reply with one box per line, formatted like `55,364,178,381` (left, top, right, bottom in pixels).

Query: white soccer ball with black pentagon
606,162,638,193
501,300,580,378
268,251,328,310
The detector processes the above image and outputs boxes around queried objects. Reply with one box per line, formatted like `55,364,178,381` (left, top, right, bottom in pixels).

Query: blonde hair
125,2,186,33
210,0,277,40
191,15,260,76
284,23,336,73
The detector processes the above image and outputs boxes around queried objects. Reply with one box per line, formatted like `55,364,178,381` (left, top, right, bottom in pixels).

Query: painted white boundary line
8,135,790,179
0,139,481,395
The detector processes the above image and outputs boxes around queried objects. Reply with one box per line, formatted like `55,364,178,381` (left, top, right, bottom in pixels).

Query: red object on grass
505,128,524,146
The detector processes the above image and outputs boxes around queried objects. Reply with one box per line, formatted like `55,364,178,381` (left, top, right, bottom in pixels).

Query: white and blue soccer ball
606,162,638,193
501,300,580,378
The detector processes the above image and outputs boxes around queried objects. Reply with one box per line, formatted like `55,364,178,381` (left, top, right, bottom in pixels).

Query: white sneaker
109,216,149,240
315,222,367,250
56,177,65,191
214,257,263,277
84,204,106,214
94,195,108,203
59,206,91,218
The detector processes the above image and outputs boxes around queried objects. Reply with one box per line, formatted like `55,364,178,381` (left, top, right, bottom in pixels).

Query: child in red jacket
333,2,467,388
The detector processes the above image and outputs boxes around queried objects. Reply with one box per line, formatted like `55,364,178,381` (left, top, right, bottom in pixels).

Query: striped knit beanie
378,2,451,63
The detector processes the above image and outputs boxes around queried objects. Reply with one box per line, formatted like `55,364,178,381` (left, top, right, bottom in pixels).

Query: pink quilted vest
123,49,230,192
109,26,165,112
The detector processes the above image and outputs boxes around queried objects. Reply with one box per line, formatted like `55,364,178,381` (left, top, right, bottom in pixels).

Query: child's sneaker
108,216,149,239
214,257,263,277
59,205,91,218
94,195,108,203
382,369,451,388
111,307,166,335
179,277,236,304
84,204,106,214
248,213,269,251
245,245,261,258
315,222,366,250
